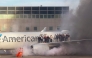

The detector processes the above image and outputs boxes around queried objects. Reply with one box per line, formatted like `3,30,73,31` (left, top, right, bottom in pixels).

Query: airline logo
0,34,2,37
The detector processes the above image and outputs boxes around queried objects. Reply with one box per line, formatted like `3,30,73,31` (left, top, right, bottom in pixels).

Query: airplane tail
41,27,46,32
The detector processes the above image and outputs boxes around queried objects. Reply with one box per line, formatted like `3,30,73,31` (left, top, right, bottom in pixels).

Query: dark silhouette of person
46,36,50,43
44,36,47,43
38,36,42,43
65,34,70,41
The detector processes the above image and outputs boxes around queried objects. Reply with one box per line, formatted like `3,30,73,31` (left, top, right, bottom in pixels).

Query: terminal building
0,6,69,32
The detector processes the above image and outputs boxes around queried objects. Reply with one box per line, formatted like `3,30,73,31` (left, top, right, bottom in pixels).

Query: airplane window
34,27,37,31
49,27,53,30
26,27,30,31
57,26,60,30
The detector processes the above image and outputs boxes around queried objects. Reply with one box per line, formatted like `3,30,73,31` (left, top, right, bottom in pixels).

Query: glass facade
24,7,31,10
16,11,23,14
0,7,7,10
32,7,39,10
48,7,54,10
0,6,69,19
16,7,23,10
24,11,31,14
8,7,15,10
40,7,47,10
0,11,7,14
8,11,15,14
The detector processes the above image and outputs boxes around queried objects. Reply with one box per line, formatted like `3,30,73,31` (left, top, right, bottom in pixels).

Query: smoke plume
61,0,92,40
12,40,92,56
9,0,92,56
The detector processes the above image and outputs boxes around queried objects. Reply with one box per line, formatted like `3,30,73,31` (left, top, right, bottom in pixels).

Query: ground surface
0,55,92,58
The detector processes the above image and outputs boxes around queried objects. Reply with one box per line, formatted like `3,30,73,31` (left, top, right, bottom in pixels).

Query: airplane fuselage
0,32,62,49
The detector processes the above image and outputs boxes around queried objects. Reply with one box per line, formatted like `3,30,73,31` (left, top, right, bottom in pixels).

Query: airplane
0,27,69,54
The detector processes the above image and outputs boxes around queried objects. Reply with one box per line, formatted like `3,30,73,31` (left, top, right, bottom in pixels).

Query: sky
0,0,80,10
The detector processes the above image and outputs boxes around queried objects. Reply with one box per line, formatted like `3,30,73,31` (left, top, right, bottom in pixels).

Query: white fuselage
0,32,62,49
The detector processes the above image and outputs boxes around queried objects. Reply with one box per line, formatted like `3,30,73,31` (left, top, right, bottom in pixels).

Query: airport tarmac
0,55,92,58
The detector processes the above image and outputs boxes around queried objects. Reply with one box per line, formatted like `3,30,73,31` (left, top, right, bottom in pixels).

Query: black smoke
61,0,92,40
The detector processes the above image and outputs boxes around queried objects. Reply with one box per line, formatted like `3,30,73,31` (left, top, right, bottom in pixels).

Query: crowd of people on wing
37,34,70,43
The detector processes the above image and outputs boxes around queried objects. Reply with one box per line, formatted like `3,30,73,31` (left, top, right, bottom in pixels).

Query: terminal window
28,14,31,18
63,10,69,14
32,11,39,14
62,7,69,10
24,11,31,14
49,27,53,30
24,15,28,18
16,11,23,14
0,7,7,10
8,7,15,10
54,15,59,18
48,7,54,10
0,11,7,14
32,15,35,18
36,15,39,18
44,15,47,18
34,27,37,31
48,11,54,14
8,11,15,14
40,11,47,14
40,7,47,10
32,7,39,10
20,14,24,18
26,27,30,31
55,11,62,14
16,15,20,18
16,7,23,10
55,7,62,10
24,7,31,10
51,15,54,18
40,15,43,18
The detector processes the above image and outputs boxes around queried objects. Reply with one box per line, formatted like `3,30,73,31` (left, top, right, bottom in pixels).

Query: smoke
12,40,92,56
10,0,92,56
61,0,92,40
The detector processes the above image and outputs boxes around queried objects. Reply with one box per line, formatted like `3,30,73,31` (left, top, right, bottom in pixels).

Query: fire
16,48,23,57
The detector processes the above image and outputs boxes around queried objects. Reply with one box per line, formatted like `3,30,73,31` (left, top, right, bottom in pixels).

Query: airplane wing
41,27,46,32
